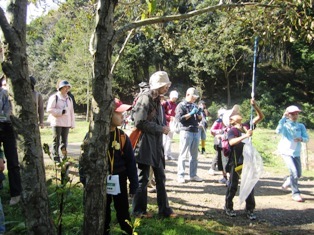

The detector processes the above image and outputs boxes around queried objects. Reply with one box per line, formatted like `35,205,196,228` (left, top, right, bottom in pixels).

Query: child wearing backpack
104,98,139,235
223,99,264,220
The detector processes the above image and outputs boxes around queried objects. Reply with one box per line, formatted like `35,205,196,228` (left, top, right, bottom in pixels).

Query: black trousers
0,123,22,197
225,164,255,211
105,171,132,235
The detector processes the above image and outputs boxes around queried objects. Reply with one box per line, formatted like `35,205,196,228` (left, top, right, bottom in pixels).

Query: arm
124,137,139,195
46,95,63,117
229,129,252,146
133,94,164,134
251,99,264,124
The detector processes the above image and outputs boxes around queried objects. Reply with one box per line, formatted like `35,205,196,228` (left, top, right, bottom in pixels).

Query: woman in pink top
46,80,75,162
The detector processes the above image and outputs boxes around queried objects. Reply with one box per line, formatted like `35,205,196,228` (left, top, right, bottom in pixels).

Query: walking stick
250,37,259,131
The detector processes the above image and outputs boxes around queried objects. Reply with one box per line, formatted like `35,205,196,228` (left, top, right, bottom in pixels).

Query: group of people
0,71,309,235
0,75,76,234
105,70,309,234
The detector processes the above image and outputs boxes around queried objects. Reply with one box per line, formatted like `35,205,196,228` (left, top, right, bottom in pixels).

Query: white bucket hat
222,105,241,127
58,80,72,90
149,71,171,90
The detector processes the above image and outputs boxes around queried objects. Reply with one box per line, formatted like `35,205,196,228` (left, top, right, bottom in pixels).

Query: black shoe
54,156,61,163
201,148,205,154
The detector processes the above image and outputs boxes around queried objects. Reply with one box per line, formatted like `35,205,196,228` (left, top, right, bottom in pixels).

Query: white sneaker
10,195,21,206
177,177,185,183
188,176,203,182
208,169,216,175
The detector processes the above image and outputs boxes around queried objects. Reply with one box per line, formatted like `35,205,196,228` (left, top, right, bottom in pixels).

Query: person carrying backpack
209,108,229,185
223,99,264,220
46,80,75,162
132,71,177,218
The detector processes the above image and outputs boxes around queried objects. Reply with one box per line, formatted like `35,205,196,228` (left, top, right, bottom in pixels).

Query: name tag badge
106,175,120,195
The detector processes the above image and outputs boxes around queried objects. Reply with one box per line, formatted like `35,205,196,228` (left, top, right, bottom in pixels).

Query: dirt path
147,141,314,234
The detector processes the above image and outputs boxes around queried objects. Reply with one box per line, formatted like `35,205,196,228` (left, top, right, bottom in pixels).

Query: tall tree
0,0,54,234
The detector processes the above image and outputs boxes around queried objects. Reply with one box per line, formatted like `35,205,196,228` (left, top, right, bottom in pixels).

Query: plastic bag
238,142,263,205
169,119,182,134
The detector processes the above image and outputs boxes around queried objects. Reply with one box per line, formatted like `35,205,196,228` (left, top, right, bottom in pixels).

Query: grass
1,120,314,234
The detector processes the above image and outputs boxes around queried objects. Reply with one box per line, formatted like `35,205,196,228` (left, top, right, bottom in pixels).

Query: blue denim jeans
0,197,5,234
282,155,302,196
177,130,200,178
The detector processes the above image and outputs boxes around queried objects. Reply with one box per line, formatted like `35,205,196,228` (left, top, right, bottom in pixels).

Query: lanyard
107,130,116,175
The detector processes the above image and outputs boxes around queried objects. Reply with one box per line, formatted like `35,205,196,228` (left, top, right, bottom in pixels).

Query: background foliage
26,0,314,128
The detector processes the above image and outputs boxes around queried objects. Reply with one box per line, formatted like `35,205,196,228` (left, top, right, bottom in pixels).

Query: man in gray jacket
132,71,176,218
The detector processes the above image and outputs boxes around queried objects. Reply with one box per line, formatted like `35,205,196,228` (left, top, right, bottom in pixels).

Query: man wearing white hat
132,71,176,218
162,90,179,160
276,105,309,203
175,87,203,183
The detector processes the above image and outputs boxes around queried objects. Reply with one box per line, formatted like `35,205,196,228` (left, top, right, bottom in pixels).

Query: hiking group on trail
0,70,310,235
107,71,310,234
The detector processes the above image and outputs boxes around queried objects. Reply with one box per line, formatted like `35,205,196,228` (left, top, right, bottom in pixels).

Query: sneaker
225,208,236,217
201,148,205,154
188,176,203,182
165,155,174,160
10,195,21,206
246,210,256,220
177,177,186,183
208,169,216,175
282,176,290,189
218,177,227,184
134,212,154,219
292,194,304,202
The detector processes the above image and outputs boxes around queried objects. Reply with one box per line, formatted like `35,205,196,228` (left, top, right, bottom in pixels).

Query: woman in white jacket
47,80,75,162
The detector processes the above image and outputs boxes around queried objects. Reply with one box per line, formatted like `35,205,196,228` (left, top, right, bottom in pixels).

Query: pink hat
286,105,301,113
114,98,132,112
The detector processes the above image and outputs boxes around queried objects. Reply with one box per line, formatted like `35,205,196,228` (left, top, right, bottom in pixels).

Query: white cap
286,105,301,113
186,87,199,98
218,108,226,117
169,90,178,99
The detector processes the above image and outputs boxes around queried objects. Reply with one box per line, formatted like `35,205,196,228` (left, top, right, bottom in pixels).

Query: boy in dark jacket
104,98,139,235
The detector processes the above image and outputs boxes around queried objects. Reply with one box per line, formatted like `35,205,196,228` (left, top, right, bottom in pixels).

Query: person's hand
294,137,302,142
189,107,199,115
163,126,170,135
246,129,253,137
40,123,44,129
197,108,203,115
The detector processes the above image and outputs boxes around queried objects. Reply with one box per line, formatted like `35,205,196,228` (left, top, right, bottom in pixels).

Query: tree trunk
81,0,118,234
0,1,55,234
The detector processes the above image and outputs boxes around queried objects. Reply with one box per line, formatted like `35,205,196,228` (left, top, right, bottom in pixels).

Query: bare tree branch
113,2,278,44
